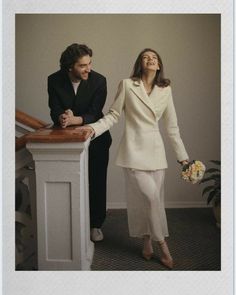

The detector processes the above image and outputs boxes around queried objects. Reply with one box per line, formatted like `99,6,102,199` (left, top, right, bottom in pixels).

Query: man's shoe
90,228,104,242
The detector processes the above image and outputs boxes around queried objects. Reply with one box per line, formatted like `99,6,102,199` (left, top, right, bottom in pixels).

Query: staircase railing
15,109,49,270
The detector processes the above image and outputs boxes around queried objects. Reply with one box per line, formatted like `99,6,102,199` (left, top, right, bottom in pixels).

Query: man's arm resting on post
59,110,84,128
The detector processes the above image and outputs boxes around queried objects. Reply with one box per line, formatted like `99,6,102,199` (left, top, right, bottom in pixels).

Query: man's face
70,55,92,80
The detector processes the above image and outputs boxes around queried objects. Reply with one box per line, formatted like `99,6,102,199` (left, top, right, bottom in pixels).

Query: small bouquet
181,160,206,184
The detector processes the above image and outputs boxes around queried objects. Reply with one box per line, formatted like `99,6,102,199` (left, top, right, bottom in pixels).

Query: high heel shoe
160,257,174,269
142,250,154,261
158,240,174,269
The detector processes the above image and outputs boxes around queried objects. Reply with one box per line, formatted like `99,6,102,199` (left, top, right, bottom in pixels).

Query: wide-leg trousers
123,168,169,242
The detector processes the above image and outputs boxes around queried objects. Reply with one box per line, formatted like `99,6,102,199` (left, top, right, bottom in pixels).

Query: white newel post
26,134,94,270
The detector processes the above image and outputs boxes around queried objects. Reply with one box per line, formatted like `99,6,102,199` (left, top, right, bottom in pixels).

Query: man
48,43,112,242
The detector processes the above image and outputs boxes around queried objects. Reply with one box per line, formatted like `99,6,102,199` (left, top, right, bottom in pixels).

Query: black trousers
88,131,112,228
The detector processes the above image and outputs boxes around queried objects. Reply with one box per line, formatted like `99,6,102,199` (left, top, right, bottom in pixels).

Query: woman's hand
180,160,189,166
76,126,95,138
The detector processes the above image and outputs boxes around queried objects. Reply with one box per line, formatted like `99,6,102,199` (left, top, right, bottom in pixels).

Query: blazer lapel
62,72,76,106
130,80,157,118
62,72,90,110
72,79,90,110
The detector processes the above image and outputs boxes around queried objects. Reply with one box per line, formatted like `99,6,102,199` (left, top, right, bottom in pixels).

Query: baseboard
107,202,127,209
107,201,208,209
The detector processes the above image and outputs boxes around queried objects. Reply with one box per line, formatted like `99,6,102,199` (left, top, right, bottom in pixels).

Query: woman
79,48,189,269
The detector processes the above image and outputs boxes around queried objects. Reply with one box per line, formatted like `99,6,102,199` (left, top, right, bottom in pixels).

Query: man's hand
59,109,83,128
65,109,74,117
59,113,69,128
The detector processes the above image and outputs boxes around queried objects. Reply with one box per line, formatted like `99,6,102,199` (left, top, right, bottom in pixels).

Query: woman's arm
162,86,189,163
78,80,126,138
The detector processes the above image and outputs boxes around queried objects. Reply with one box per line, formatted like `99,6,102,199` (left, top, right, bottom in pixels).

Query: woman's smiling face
141,51,160,72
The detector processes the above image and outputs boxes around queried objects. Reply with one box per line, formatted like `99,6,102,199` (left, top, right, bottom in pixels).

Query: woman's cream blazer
89,78,189,170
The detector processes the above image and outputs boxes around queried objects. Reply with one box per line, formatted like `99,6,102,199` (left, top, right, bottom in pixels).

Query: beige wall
16,14,220,207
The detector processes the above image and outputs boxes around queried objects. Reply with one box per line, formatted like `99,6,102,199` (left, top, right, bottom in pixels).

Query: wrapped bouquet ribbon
181,160,206,184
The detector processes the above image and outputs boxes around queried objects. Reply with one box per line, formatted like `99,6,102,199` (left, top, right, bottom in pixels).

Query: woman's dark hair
130,48,170,87
60,43,93,72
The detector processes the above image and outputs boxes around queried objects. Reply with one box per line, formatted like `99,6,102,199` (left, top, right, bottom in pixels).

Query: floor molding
107,201,209,209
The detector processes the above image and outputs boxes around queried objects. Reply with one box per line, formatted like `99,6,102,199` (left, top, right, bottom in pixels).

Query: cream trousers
123,168,169,242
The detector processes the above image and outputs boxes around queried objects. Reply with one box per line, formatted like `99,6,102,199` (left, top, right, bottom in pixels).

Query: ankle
158,240,166,246
158,240,172,259
143,236,153,253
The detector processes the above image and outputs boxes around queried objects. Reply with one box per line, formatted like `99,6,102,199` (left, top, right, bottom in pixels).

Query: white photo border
2,1,234,295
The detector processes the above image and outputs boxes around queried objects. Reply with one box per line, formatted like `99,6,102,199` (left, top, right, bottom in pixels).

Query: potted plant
200,160,221,228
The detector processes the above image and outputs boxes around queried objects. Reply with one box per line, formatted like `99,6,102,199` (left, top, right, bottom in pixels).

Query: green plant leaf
202,185,215,196
214,192,221,205
207,190,217,205
200,178,212,184
200,175,219,184
210,160,221,165
201,174,221,183
211,174,221,180
205,168,221,173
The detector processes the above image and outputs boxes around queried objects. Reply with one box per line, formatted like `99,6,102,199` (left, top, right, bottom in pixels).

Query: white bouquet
181,160,206,184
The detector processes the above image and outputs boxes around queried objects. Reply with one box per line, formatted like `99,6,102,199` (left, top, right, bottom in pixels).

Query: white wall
16,14,220,208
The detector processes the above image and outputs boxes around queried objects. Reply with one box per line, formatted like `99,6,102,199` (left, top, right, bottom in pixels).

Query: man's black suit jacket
48,69,112,150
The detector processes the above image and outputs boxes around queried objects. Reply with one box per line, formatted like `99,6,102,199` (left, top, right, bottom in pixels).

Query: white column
26,139,94,270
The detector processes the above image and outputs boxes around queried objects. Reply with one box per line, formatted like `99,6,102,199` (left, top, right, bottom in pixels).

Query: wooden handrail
16,135,28,151
16,109,50,151
26,126,92,143
16,109,48,130
16,110,90,149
